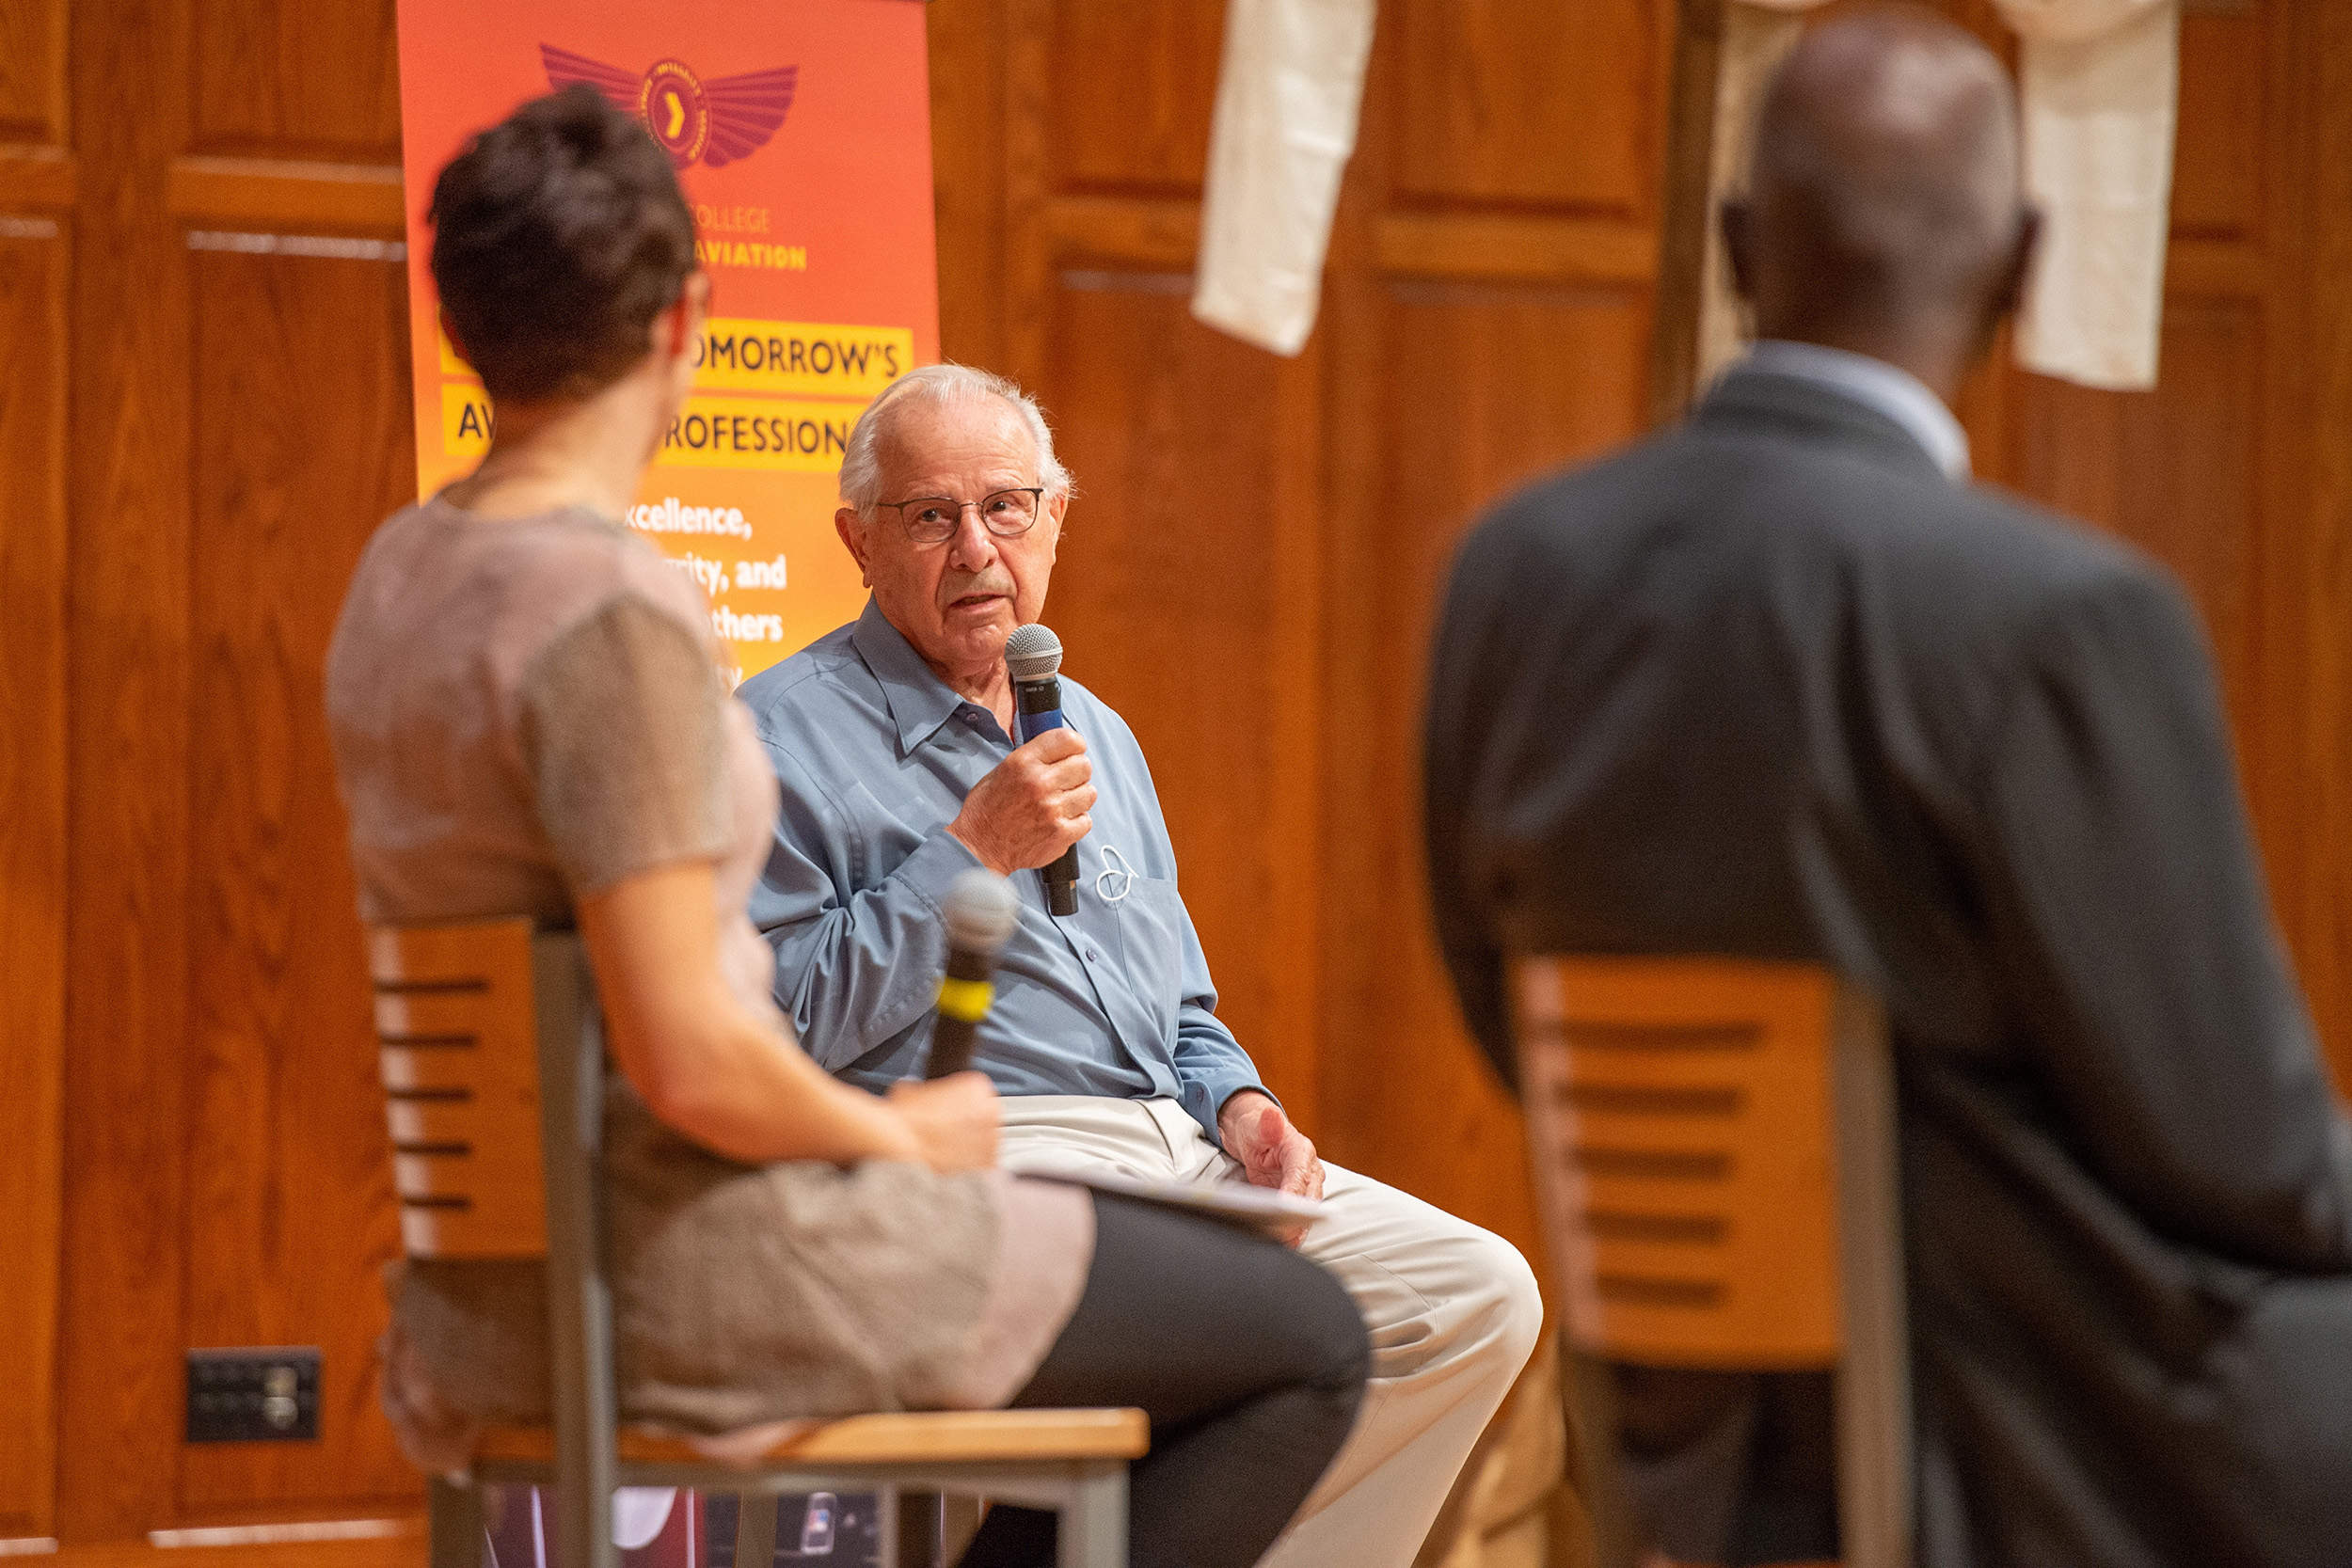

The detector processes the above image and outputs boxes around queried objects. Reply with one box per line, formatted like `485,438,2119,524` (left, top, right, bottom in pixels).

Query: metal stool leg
893,1490,944,1568
1565,1349,1641,1568
1057,1465,1126,1568
941,1495,984,1563
735,1493,778,1568
429,1476,485,1568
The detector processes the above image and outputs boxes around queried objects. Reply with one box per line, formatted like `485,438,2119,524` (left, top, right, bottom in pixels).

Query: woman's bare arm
579,860,997,1170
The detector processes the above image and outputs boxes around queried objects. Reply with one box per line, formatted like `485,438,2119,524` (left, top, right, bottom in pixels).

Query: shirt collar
1738,341,1971,482
850,597,974,756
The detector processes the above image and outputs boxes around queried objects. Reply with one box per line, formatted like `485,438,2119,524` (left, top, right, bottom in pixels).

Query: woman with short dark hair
429,87,698,405
326,87,1367,1568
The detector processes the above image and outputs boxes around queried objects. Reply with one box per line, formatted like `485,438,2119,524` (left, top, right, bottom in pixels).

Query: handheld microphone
926,868,1021,1079
1005,623,1081,917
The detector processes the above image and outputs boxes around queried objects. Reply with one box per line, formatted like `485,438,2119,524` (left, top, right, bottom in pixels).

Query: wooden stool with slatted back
371,917,1145,1568
1510,957,1909,1568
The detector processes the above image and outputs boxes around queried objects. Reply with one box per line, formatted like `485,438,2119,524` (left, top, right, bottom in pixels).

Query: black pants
955,1193,1371,1568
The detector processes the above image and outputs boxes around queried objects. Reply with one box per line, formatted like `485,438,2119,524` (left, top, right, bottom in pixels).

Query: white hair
837,362,1073,514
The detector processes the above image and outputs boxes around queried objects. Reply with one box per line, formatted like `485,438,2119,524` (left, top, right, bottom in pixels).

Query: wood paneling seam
165,158,404,231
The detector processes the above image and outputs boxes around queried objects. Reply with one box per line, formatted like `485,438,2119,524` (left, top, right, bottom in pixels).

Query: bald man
1427,9,2352,1567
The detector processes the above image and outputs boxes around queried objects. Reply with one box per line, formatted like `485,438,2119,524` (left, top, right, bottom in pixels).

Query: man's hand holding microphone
947,624,1093,912
947,725,1094,876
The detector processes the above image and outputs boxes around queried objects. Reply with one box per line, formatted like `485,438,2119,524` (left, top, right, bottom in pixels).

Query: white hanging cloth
1994,0,2179,389
1190,0,1378,356
1188,0,2177,388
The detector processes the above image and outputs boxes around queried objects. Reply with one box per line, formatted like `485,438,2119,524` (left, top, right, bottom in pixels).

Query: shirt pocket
845,778,930,885
1111,872,1188,1039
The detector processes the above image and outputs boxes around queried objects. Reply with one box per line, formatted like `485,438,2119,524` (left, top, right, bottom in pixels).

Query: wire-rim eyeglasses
876,487,1046,544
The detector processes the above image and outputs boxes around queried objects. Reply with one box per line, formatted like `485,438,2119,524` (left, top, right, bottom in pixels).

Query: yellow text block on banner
442,382,495,455
441,386,873,474
694,320,913,397
660,396,862,471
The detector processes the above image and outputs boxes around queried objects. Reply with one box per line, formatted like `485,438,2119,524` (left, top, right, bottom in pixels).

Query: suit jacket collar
1693,368,1955,485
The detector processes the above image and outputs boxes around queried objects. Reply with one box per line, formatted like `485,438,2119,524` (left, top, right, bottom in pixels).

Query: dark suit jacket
1425,368,2352,1568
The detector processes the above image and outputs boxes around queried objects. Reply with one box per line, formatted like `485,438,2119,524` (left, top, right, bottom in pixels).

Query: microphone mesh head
944,868,1021,954
1005,623,1063,683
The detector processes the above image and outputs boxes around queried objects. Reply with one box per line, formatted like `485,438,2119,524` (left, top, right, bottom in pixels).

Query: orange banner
394,0,937,684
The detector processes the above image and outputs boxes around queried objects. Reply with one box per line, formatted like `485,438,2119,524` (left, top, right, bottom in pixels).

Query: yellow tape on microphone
936,976,995,1023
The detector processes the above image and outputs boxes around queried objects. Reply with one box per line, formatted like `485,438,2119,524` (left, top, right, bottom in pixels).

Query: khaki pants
998,1097,1545,1568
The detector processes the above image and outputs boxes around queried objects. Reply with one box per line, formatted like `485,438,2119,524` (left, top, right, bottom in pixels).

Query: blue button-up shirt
738,599,1268,1142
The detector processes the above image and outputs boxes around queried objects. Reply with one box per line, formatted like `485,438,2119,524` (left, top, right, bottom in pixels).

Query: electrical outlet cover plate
186,1347,322,1443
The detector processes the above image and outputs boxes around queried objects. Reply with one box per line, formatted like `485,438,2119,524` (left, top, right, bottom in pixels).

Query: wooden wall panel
0,0,68,143
2260,0,2352,1092
58,0,198,1541
1037,277,1322,1114
1320,285,1652,1264
0,220,69,1542
189,0,403,160
930,0,1008,372
178,249,416,1512
1008,0,1329,1126
1305,0,1672,1264
2169,9,2263,242
1046,1,1222,197
1375,283,1653,523
56,0,419,1544
2003,298,2262,727
1390,0,1668,218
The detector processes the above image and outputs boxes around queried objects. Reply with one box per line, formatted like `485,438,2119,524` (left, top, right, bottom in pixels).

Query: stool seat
471,1408,1152,1467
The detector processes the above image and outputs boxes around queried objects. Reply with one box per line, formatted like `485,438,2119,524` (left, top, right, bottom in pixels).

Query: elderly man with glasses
737,363,1541,1568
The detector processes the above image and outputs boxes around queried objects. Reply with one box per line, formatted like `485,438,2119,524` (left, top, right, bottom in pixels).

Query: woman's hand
886,1072,1002,1172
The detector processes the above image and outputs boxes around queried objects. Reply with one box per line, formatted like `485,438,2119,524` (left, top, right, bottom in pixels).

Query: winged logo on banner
542,44,797,170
